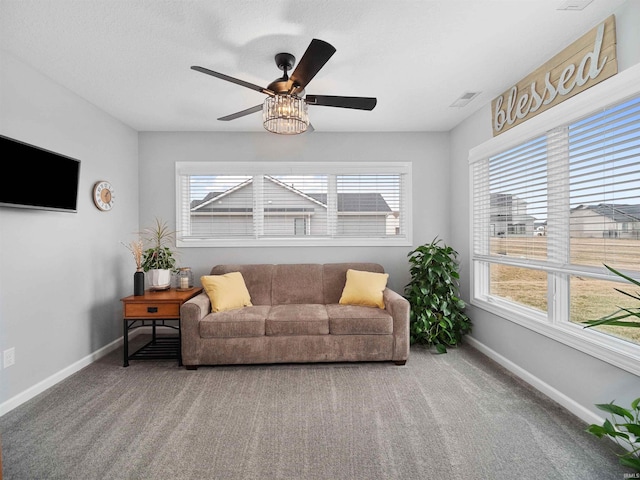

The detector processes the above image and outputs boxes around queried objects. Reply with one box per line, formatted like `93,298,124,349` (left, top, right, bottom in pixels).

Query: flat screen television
0,134,81,213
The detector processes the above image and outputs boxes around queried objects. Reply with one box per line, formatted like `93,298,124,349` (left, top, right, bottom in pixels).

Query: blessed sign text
492,15,617,136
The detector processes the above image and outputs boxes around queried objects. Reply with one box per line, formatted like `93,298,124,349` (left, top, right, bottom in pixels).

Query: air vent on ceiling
450,92,481,108
557,0,593,11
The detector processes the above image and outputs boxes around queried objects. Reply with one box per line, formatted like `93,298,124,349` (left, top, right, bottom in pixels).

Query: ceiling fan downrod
275,53,295,79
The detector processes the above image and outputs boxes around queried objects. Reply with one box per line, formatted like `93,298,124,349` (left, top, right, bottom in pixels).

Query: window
294,218,307,236
176,162,411,247
470,74,640,375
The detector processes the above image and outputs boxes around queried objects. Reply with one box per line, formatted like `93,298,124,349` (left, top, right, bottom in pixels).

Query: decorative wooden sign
492,15,617,136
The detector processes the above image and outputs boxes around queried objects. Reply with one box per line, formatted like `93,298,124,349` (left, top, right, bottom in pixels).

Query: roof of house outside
191,191,224,209
190,177,392,213
307,193,392,213
572,203,640,222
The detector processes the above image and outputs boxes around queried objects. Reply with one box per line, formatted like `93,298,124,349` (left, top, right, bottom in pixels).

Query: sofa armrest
383,288,410,363
181,292,210,322
180,292,210,364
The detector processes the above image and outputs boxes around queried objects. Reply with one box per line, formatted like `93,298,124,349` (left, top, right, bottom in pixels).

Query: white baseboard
465,335,604,426
0,329,147,417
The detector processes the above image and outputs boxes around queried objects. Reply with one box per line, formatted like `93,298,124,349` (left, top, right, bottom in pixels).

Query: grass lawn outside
488,236,640,345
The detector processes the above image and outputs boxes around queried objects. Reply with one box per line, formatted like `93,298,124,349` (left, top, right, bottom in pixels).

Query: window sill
177,237,413,248
471,296,640,377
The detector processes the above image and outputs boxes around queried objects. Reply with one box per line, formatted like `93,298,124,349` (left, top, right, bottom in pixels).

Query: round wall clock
93,180,115,211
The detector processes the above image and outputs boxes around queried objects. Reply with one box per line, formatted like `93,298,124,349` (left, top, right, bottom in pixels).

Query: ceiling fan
191,39,377,134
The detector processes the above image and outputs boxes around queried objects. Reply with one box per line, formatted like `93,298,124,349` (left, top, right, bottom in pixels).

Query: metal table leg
123,318,129,367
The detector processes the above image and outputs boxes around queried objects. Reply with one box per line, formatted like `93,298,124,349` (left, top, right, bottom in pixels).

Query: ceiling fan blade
305,95,377,110
191,66,274,96
289,39,336,93
218,104,263,121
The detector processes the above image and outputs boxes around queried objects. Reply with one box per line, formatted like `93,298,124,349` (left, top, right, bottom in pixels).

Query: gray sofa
180,263,410,369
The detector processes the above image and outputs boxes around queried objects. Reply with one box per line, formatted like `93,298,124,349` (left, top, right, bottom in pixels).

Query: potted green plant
582,264,640,331
586,398,640,472
141,218,178,290
404,237,471,353
582,264,640,472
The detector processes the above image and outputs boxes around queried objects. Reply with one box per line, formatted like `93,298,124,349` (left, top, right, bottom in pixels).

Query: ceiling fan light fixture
192,39,375,133
263,95,309,135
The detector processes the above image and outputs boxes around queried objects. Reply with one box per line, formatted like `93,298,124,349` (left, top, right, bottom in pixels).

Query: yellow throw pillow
339,269,389,309
201,272,253,313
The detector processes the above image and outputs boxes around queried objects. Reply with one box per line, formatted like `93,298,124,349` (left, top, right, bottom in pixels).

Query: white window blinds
261,175,328,237
473,135,549,263
187,175,253,239
568,96,640,269
336,175,403,237
176,162,411,247
473,95,640,272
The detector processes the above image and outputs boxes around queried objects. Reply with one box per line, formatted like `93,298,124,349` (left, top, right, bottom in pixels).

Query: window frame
468,63,640,376
175,161,412,248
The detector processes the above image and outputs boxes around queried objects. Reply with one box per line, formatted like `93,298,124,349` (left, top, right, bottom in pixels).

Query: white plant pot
148,269,171,290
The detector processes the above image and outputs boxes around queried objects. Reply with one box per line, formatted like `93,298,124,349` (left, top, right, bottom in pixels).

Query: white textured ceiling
0,0,627,133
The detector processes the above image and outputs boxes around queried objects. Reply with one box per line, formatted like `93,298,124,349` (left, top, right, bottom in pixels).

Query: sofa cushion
210,264,274,305
271,264,324,305
339,269,389,309
199,306,270,338
326,304,393,335
201,272,253,312
266,304,329,336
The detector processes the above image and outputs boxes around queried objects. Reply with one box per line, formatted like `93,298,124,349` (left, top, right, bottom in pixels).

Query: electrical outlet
4,347,15,368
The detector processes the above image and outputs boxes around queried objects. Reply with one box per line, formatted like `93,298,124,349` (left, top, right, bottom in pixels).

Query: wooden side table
120,287,203,367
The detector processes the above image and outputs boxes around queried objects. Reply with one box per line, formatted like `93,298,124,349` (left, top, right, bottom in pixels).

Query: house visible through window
176,162,412,247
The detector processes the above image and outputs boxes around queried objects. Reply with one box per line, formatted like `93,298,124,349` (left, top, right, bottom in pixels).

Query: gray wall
0,52,139,409
138,131,451,294
448,0,640,421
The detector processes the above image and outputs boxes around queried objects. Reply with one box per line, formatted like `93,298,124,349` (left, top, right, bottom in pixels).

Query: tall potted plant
404,237,471,353
141,218,178,290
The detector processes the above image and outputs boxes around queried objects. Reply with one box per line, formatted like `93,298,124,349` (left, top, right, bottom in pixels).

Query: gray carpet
0,337,630,480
